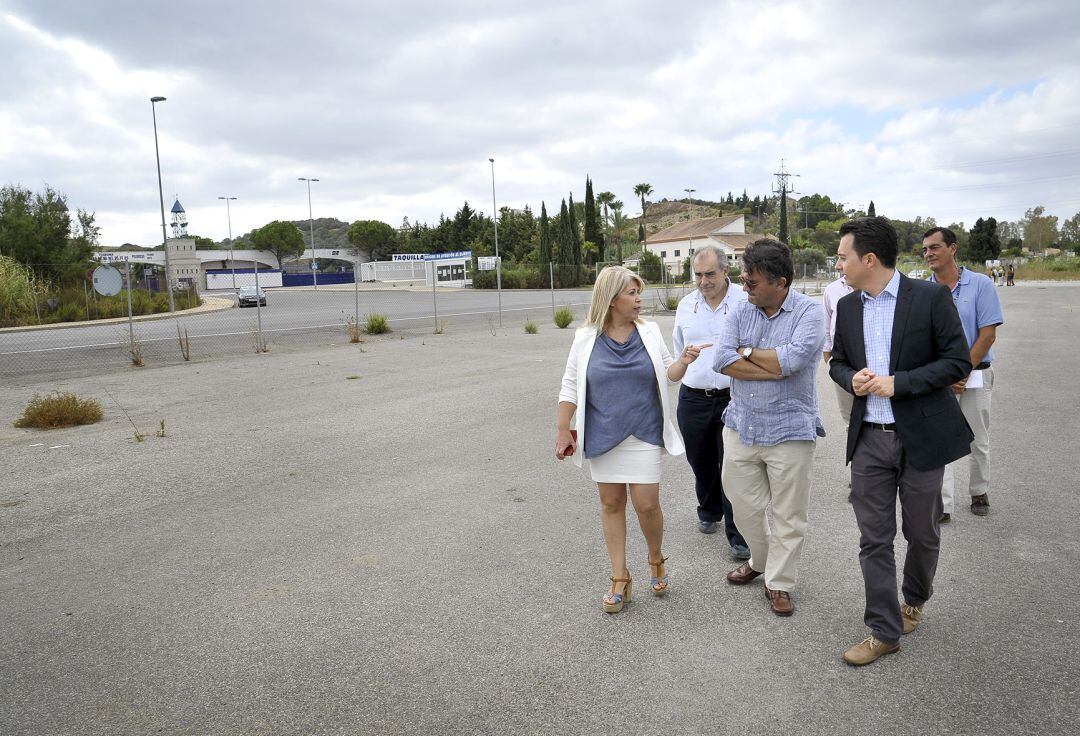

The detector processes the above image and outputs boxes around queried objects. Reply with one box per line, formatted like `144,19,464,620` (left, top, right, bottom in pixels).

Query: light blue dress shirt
929,267,1004,363
713,288,825,446
861,270,901,424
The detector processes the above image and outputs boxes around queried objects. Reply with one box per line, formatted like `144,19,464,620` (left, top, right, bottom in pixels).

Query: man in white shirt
823,273,856,428
673,245,750,559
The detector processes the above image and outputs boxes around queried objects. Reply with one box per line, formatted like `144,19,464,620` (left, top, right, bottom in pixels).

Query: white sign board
478,256,498,271
92,266,123,296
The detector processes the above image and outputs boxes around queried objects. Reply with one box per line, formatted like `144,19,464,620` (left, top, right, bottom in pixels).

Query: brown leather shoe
970,494,990,516
726,562,763,585
764,586,794,616
901,602,925,634
843,635,900,666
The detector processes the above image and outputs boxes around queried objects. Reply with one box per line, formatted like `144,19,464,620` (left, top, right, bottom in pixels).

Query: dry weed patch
15,392,104,429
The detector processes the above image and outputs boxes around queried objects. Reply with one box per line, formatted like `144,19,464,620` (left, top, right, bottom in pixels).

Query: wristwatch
741,347,753,359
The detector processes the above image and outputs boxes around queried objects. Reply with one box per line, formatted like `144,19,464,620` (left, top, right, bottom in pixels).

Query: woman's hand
555,428,577,460
679,343,713,366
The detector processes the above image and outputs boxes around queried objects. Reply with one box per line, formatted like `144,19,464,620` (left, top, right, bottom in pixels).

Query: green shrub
364,312,391,334
664,295,680,311
14,391,104,429
524,319,538,334
554,306,574,328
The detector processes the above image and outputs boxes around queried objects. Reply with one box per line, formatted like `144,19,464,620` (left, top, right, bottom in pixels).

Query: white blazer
558,320,686,469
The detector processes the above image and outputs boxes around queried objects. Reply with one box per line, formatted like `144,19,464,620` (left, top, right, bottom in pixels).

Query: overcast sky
2,0,1079,247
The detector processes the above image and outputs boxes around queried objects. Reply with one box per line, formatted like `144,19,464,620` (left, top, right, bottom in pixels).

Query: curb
0,296,236,334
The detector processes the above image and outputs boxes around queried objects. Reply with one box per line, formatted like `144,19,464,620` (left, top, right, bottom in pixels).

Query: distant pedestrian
556,265,706,613
672,245,751,559
1006,263,1015,286
830,217,972,666
713,239,825,618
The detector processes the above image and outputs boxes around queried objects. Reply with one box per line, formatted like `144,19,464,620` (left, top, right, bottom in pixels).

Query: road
0,286,605,376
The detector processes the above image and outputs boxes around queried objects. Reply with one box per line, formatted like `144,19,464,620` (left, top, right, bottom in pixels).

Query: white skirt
588,434,662,484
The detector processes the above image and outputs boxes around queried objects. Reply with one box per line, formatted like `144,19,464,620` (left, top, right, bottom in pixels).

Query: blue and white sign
423,250,472,261
311,262,319,270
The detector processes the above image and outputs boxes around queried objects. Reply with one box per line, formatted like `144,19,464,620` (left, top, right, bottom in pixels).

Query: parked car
237,286,267,307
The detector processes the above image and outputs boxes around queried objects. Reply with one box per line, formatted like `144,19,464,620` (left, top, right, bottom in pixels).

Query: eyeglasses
742,278,761,289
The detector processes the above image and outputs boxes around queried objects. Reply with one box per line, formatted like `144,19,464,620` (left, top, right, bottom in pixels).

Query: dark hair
922,226,957,245
742,238,794,287
838,217,898,268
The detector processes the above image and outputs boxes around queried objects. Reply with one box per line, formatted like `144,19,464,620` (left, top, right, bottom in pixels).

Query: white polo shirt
672,281,748,391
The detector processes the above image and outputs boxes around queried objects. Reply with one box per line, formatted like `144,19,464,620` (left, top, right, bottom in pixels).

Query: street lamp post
218,196,238,292
298,177,320,290
150,96,175,312
488,158,502,327
683,188,697,284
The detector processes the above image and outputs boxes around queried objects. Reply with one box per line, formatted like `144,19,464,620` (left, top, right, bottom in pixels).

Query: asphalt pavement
1,281,1077,735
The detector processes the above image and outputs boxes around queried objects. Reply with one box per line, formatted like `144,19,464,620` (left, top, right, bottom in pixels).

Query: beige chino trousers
942,367,993,513
721,427,815,592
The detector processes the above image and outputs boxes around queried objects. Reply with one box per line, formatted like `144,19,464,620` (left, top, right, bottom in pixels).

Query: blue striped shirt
861,270,900,424
714,288,825,446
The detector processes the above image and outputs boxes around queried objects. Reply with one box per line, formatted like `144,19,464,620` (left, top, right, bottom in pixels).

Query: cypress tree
568,193,582,267
583,177,600,263
539,201,552,265
557,199,573,264
779,186,789,244
868,200,877,217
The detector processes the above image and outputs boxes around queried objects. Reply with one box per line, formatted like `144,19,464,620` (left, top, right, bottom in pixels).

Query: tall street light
684,188,697,283
298,177,320,290
488,158,502,327
218,196,238,292
151,96,175,312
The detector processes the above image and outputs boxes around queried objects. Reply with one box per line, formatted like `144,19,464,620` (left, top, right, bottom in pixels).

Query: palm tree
633,183,654,244
611,200,630,264
596,191,616,262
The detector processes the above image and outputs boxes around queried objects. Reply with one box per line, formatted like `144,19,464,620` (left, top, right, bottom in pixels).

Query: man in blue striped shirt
713,239,825,618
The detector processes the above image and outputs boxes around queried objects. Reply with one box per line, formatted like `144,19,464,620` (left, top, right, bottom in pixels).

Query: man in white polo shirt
673,245,750,559
823,272,856,428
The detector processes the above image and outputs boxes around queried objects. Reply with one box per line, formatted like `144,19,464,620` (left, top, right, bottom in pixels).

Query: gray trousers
851,425,945,644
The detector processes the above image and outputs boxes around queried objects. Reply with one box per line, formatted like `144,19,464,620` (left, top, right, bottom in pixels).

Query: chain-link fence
2,258,834,379
0,261,661,378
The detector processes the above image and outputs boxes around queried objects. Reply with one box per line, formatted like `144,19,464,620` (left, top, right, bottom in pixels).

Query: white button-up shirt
673,281,748,390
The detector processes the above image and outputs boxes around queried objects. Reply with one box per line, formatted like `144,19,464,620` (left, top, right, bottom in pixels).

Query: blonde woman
556,266,709,613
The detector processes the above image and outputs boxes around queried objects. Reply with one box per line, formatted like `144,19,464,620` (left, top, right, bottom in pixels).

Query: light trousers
942,368,993,512
721,428,815,592
833,382,854,429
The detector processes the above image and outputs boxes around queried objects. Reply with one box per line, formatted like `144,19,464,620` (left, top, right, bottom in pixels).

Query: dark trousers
676,385,747,547
850,425,944,644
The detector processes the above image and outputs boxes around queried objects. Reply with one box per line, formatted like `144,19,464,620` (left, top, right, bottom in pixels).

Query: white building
360,251,473,287
644,214,774,272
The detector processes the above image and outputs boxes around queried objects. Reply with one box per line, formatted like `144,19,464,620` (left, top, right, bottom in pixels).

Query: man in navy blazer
828,217,973,666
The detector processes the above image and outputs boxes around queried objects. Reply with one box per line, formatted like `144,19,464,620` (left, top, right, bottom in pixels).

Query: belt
974,362,991,371
863,421,897,432
684,386,730,398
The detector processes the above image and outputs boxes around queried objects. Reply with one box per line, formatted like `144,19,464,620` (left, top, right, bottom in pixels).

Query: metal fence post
354,258,360,330
549,261,555,320
125,260,135,358
254,254,263,351
83,281,90,321
431,261,438,331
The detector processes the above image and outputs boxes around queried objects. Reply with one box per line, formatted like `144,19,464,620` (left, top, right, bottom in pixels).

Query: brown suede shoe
765,586,794,616
843,636,900,666
726,562,763,585
901,602,925,634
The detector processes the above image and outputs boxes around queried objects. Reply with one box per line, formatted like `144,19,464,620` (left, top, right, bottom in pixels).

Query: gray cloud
3,0,1079,245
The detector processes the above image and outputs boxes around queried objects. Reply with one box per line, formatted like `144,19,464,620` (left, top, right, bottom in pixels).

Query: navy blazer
829,273,974,471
